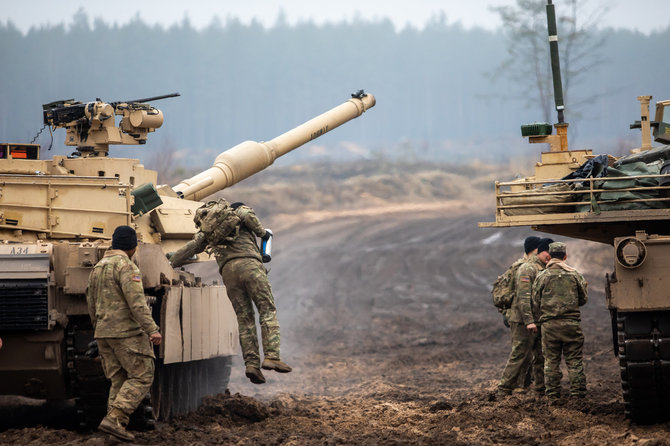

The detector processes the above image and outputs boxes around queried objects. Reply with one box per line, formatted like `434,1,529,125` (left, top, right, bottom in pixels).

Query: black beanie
537,237,555,254
524,236,542,254
112,225,138,250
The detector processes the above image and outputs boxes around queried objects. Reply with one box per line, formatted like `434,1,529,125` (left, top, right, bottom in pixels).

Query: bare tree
490,0,608,127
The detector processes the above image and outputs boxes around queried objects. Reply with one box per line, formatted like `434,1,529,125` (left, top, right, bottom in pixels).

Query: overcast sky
1,0,669,34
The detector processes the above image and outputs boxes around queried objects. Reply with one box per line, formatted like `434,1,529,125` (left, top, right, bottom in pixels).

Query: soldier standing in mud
498,237,553,396
498,236,540,390
170,201,292,385
532,242,588,401
86,225,162,442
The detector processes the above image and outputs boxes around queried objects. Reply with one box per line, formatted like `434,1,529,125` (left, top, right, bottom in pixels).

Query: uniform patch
132,274,142,282
520,276,530,282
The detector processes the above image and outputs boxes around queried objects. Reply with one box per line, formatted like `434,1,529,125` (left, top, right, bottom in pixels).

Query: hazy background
1,0,669,171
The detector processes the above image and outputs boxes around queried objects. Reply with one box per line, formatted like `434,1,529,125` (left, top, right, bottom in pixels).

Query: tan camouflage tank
0,91,375,428
480,0,670,424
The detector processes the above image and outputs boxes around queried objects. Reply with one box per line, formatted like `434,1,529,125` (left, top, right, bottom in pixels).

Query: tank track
66,320,108,429
66,318,155,431
617,311,670,424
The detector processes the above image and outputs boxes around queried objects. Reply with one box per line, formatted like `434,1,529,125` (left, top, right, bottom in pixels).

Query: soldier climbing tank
480,0,670,424
0,90,376,427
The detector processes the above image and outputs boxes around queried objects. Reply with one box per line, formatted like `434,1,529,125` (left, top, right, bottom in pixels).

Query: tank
480,0,670,424
0,90,376,427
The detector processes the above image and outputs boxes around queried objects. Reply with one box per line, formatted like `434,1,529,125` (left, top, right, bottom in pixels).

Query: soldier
499,236,541,329
170,201,291,385
498,237,553,396
86,225,162,442
532,242,588,401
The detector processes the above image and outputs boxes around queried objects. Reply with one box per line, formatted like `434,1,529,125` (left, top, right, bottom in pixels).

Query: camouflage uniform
499,255,545,394
172,204,281,369
86,250,159,426
532,250,588,399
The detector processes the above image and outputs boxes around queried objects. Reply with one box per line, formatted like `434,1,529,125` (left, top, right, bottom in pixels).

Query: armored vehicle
0,91,376,427
480,0,670,424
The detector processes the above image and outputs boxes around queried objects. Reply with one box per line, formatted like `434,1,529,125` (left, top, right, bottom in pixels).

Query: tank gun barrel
172,91,376,201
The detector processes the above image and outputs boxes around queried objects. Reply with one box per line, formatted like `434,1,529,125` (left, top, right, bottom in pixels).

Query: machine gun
42,93,180,156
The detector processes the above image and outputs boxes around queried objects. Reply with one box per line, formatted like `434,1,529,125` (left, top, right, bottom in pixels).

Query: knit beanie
112,225,138,250
523,236,542,254
537,237,555,254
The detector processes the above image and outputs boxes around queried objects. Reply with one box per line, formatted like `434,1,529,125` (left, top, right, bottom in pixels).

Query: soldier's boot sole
99,417,135,442
262,359,292,373
245,366,266,384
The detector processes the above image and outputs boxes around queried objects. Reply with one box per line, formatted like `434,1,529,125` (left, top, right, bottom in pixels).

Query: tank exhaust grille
0,279,49,330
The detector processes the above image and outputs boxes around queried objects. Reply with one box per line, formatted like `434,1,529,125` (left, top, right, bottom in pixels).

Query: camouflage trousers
221,257,280,369
541,319,586,398
97,334,155,425
499,322,544,393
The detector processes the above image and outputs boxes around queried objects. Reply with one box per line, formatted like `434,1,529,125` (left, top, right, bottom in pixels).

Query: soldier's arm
170,231,207,267
237,206,267,238
119,262,160,335
577,273,588,306
516,265,535,326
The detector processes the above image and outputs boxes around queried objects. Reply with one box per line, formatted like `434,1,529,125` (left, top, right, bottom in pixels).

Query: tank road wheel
617,311,670,424
128,394,156,431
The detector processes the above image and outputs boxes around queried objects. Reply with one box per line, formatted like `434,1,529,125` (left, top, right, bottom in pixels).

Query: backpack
491,259,525,310
193,199,241,248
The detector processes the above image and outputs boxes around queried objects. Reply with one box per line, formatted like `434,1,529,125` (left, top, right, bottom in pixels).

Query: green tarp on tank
575,161,665,212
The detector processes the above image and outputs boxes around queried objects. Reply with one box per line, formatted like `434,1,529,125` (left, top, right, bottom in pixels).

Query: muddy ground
2,171,670,444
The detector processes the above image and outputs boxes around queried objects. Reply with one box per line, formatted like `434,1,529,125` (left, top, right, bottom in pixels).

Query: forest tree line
1,11,669,166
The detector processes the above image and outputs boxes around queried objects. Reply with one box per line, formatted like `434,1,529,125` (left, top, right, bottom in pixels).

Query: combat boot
262,358,292,373
495,387,512,399
245,365,266,384
98,408,134,442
